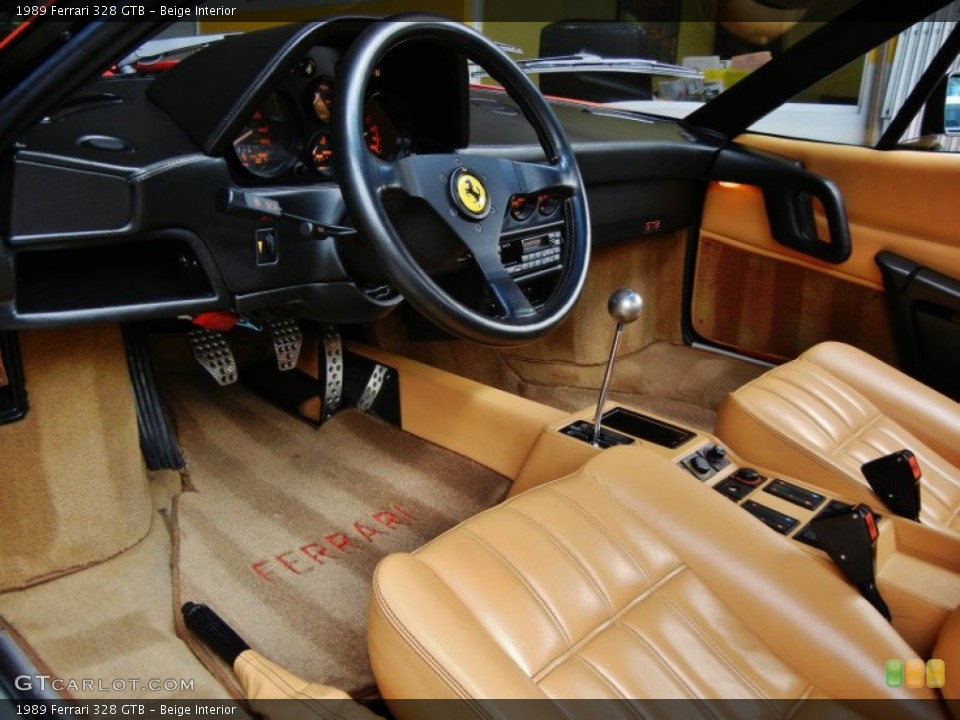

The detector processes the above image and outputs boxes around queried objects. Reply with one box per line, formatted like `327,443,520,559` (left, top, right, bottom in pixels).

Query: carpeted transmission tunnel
164,376,510,696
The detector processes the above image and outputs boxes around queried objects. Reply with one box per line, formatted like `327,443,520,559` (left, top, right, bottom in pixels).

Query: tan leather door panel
693,133,960,364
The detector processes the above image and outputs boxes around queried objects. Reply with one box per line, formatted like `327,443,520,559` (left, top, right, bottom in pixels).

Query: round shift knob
608,288,644,324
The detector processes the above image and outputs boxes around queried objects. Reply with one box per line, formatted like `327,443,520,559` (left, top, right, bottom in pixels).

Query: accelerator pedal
187,328,238,386
265,318,303,372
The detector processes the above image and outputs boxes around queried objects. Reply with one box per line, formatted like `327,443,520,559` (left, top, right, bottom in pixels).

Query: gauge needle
234,129,253,145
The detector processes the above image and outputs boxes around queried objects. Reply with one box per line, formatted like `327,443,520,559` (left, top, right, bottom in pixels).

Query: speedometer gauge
233,92,297,178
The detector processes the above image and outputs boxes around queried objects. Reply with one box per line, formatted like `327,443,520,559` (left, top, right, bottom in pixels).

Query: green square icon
886,659,904,687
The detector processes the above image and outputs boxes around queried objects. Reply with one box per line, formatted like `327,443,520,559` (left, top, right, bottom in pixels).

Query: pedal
357,364,390,412
187,329,238,386
321,325,343,422
265,318,303,372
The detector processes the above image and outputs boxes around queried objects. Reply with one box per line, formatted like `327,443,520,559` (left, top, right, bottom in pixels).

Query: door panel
693,133,960,371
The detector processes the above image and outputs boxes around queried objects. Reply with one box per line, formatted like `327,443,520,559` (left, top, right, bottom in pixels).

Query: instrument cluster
231,54,407,181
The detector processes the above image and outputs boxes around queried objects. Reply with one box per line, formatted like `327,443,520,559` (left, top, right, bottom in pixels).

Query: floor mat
165,376,510,696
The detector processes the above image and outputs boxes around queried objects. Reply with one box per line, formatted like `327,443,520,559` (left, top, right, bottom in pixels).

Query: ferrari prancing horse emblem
450,168,490,219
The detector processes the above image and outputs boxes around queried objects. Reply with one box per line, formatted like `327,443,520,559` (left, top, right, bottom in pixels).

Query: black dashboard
0,18,718,330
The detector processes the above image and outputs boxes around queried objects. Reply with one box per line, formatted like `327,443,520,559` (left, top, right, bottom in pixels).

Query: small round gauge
311,78,334,123
233,92,297,178
310,130,334,176
509,195,537,222
538,195,561,216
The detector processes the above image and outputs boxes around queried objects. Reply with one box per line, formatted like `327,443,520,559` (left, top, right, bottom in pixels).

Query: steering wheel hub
450,167,491,220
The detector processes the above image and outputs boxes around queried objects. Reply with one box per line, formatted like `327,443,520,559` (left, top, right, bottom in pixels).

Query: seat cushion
368,447,937,710
716,342,960,535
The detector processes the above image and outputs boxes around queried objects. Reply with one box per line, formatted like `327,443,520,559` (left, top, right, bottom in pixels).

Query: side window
750,3,960,150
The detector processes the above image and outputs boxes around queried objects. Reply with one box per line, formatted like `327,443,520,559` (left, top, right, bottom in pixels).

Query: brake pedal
187,329,238,386
321,325,343,421
265,318,303,372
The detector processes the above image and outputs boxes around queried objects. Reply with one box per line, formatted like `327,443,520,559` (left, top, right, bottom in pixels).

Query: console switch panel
763,479,826,511
742,501,799,535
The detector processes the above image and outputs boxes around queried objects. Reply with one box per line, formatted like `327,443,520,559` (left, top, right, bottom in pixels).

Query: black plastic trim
876,250,960,400
122,323,184,471
711,145,851,264
0,332,27,426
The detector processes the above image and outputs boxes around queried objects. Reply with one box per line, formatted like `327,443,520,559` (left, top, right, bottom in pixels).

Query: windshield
1,1,867,136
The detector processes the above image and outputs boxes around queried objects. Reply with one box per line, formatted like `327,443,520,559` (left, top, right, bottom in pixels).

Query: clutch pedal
187,328,238,386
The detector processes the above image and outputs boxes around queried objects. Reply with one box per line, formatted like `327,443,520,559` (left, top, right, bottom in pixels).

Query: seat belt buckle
861,450,922,522
810,503,891,621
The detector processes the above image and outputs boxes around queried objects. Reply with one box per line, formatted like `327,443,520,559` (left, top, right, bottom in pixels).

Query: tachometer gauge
233,92,297,178
310,130,334,176
311,78,334,123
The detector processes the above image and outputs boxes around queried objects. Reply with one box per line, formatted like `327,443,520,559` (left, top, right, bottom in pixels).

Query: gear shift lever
593,289,644,446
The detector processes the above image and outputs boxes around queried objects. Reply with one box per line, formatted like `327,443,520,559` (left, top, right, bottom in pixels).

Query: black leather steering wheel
333,16,591,347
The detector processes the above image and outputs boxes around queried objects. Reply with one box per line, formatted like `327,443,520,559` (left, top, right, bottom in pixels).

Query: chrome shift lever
593,289,644,446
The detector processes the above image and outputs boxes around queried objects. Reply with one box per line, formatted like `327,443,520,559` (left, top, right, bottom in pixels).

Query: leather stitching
725,395,879,500
614,617,710,710
503,505,616,615
569,654,634,702
652,586,783,711
459,527,573,645
533,564,686,684
239,654,354,719
547,487,655,585
371,571,484,710
783,684,817,720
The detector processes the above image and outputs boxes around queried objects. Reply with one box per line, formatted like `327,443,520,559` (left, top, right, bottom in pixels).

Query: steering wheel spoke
509,160,577,199
471,248,535,319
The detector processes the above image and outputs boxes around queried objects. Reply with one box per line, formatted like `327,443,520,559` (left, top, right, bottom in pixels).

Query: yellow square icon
927,659,945,689
905,658,926,688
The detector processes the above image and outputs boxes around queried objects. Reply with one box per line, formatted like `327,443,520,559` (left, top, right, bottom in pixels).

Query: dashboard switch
255,229,278,265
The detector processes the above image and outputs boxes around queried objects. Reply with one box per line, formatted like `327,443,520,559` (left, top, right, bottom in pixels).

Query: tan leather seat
368,448,943,715
716,342,960,536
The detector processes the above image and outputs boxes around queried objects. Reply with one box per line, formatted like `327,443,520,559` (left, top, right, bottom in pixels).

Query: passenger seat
716,341,960,536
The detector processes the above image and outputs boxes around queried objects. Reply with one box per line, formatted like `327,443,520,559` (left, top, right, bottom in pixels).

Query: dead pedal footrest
187,328,238,386
265,318,303,372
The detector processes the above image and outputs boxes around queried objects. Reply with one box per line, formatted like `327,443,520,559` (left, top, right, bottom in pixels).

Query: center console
516,402,960,658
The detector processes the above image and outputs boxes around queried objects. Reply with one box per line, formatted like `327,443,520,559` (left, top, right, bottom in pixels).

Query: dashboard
0,19,715,331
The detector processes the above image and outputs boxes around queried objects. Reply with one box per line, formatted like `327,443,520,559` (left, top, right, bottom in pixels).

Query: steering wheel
333,16,591,347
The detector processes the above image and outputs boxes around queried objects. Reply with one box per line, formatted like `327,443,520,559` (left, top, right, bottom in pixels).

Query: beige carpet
0,325,152,592
0,510,230,700
165,376,510,696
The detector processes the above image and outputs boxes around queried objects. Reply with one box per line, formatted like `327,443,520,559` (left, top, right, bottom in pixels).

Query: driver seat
367,448,946,717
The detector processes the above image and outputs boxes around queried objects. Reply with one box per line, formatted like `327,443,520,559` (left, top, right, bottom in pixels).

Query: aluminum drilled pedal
321,325,343,421
357,364,389,412
265,318,303,372
187,329,238,386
